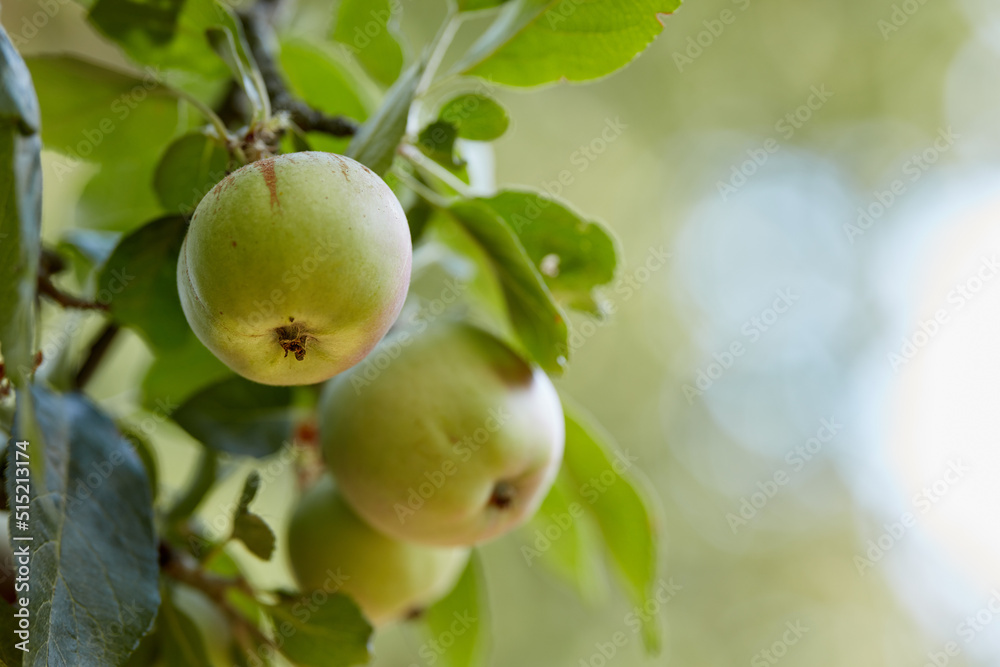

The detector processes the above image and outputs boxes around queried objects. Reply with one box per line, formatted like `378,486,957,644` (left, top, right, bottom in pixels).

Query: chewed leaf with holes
479,190,618,313
9,386,159,667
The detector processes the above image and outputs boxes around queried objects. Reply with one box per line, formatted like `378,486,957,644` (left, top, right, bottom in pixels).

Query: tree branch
37,274,108,311
74,323,120,390
239,7,358,137
160,541,276,653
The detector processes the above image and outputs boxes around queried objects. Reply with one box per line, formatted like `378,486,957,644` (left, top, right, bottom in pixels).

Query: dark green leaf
120,427,159,501
439,93,509,141
456,0,681,87
480,190,618,313
159,586,212,667
418,120,460,167
9,387,159,667
232,513,276,561
89,0,186,49
422,552,490,667
171,376,293,457
447,200,568,373
154,132,230,214
347,62,422,176
236,470,261,513
86,0,231,93
98,216,190,350
332,0,404,86
141,333,232,409
230,471,275,560
268,594,372,667
0,26,42,388
523,472,607,603
560,399,661,654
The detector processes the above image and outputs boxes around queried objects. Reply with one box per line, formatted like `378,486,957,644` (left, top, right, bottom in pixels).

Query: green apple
321,321,564,546
287,475,468,626
177,151,411,386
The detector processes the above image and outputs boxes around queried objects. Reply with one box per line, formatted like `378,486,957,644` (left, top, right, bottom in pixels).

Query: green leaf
458,0,511,11
9,387,160,667
154,132,231,214
559,399,661,654
26,56,180,230
279,39,371,154
231,471,275,560
89,0,186,49
98,216,190,350
332,0,404,87
232,513,276,561
456,0,680,87
439,94,509,141
523,472,607,603
86,0,231,93
347,62,422,176
0,26,42,388
268,593,373,667
159,586,212,667
417,120,460,167
479,190,618,313
447,199,568,374
205,17,269,120
171,376,293,457
141,333,231,409
422,551,490,667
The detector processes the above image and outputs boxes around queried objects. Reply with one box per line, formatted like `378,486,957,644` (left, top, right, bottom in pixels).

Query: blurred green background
8,0,1000,664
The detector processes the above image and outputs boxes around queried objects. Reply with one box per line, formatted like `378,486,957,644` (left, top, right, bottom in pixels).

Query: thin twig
239,6,358,137
160,541,277,653
37,274,108,311
74,323,120,390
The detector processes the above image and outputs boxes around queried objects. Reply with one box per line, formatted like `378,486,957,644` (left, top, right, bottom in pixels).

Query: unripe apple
177,152,411,386
286,475,468,626
321,321,565,546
